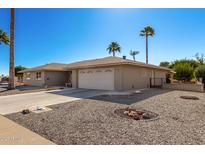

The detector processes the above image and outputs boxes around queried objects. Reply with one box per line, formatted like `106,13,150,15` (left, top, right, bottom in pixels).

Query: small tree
174,63,194,82
195,65,205,84
159,61,170,67
130,50,139,61
15,65,27,76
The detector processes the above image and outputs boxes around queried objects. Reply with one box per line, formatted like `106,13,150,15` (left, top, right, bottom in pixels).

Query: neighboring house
19,56,173,90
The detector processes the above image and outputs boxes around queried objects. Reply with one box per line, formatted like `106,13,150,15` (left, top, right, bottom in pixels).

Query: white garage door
78,68,114,90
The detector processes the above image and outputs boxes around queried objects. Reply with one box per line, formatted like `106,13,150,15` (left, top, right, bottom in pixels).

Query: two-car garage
78,68,115,90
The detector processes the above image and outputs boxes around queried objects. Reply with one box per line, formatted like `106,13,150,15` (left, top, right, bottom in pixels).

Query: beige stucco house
19,56,172,91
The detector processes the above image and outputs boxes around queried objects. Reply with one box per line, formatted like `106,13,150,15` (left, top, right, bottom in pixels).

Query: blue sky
0,8,205,75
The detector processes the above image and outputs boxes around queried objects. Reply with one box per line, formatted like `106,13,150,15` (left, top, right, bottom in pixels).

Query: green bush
174,63,194,81
169,59,200,69
195,65,205,84
159,61,170,68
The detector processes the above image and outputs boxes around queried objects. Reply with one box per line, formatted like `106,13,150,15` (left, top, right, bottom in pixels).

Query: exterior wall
121,65,151,90
151,69,167,86
115,65,168,91
72,65,170,91
114,66,123,91
71,70,78,88
163,83,204,92
23,71,70,87
44,71,69,86
23,71,45,86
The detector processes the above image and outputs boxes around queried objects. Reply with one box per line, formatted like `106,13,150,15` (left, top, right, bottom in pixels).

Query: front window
36,72,41,80
26,72,31,80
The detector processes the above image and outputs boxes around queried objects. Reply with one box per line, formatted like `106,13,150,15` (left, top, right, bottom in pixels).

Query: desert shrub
169,59,200,69
174,63,194,81
195,65,205,84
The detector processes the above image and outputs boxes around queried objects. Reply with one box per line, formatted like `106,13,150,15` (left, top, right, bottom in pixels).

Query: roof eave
65,62,173,72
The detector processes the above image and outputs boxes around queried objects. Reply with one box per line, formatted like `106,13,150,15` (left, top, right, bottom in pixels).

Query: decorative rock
134,115,140,120
136,111,144,115
128,111,136,117
124,111,129,115
22,109,30,115
142,113,151,119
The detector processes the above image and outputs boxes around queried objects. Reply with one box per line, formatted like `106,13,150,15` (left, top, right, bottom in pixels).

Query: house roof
19,56,173,73
19,63,67,73
65,56,172,72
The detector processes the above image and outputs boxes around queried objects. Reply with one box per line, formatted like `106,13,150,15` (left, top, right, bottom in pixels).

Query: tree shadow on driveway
89,88,172,105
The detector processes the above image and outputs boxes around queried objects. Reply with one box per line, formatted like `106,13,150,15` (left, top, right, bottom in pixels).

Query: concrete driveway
0,88,107,115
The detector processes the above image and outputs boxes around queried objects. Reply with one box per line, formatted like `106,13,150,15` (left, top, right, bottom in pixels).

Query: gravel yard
5,89,205,145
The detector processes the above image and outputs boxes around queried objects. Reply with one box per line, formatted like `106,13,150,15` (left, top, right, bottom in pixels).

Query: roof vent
123,56,126,59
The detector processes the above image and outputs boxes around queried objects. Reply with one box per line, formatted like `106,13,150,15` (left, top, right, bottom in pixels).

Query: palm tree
0,29,10,45
107,41,121,57
130,50,139,61
9,8,15,89
140,26,155,64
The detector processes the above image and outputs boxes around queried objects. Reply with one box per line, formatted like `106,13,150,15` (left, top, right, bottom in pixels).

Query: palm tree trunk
113,52,115,57
146,36,148,64
9,8,15,89
133,56,135,61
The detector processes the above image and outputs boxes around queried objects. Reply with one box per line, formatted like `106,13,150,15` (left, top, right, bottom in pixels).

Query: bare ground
5,89,205,145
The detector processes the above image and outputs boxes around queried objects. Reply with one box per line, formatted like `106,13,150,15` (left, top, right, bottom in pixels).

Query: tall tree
130,50,139,61
9,8,15,89
0,29,10,45
140,26,155,64
106,41,121,57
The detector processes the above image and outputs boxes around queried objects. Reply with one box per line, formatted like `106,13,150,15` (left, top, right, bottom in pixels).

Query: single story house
19,56,173,91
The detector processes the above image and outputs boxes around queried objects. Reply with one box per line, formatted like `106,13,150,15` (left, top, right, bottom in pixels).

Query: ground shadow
47,89,107,99
0,85,50,96
89,88,172,105
47,88,172,105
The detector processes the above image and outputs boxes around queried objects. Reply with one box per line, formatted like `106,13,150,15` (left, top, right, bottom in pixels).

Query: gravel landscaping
5,89,205,145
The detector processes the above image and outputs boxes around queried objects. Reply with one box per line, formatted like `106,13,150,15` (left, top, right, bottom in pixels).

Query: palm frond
107,41,121,56
0,29,10,45
140,26,155,37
